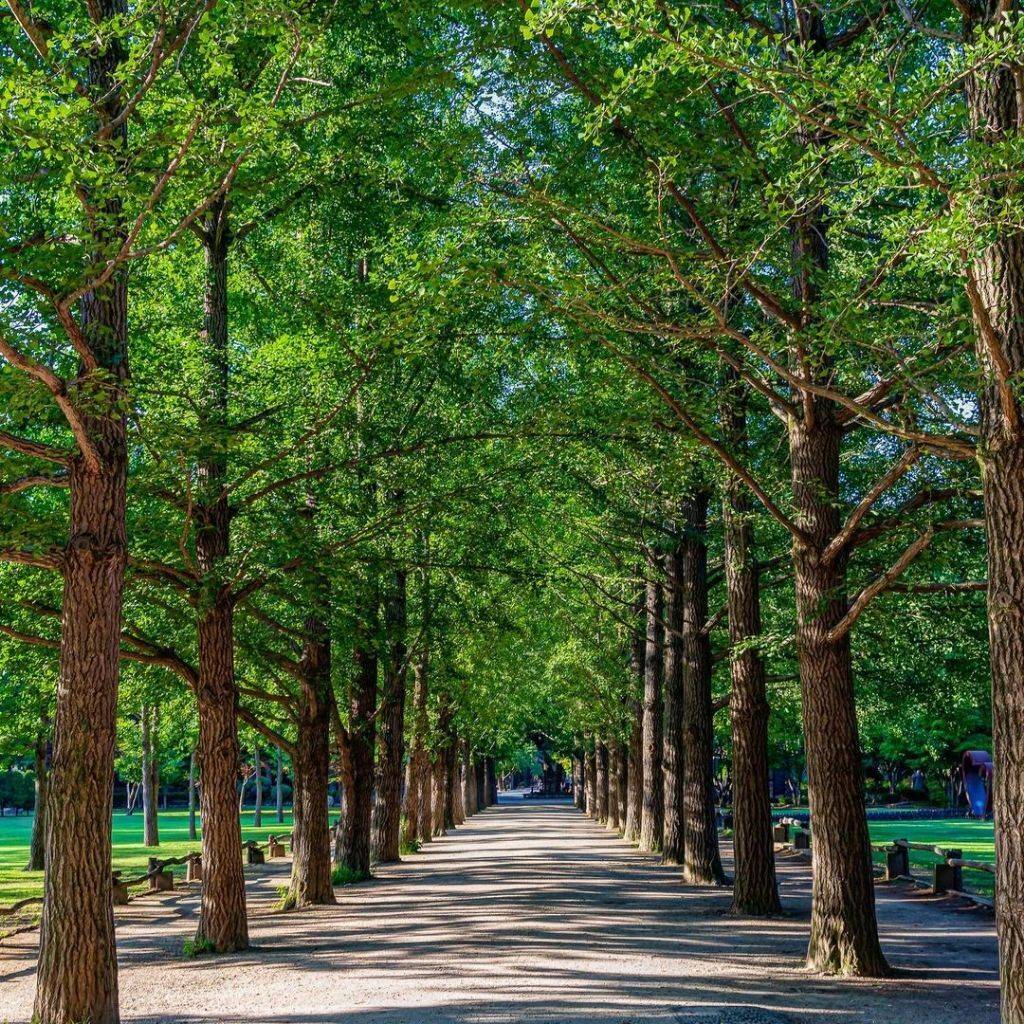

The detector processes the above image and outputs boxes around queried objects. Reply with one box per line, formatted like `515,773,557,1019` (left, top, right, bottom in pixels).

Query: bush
331,864,370,886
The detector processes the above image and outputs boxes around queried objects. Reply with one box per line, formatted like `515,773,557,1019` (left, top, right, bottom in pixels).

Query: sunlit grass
0,809,304,904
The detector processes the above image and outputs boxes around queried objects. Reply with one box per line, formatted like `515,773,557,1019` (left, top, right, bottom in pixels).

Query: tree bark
34,12,128,1020
607,738,621,831
679,491,726,886
722,365,779,915
191,202,248,954
188,750,198,842
462,742,477,817
584,744,597,817
639,563,664,853
475,756,487,810
285,612,335,908
252,742,262,828
275,747,284,825
373,568,407,863
623,582,645,843
141,705,160,847
791,413,886,976
595,741,609,824
195,600,248,952
572,754,584,809
337,584,378,877
26,728,48,872
431,756,446,836
662,546,685,866
964,22,1024,1018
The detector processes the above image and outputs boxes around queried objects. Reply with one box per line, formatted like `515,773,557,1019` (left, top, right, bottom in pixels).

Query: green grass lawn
0,809,303,905
868,818,996,895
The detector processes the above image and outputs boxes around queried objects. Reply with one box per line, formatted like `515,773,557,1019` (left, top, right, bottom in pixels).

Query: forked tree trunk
639,565,664,853
373,568,407,862
790,414,886,976
661,546,685,866
782,10,886,977
679,491,726,886
595,741,609,823
338,586,378,877
26,729,48,872
721,366,779,916
285,613,335,908
584,745,597,817
963,21,1024,1016
141,705,160,847
33,16,128,1019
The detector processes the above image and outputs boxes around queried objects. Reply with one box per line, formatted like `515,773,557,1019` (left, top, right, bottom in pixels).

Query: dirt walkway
0,796,999,1023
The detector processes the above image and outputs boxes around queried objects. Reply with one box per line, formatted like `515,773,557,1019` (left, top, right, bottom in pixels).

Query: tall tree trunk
679,491,726,886
338,584,378,877
252,743,262,827
584,744,597,817
485,758,497,806
607,738,621,831
192,202,247,954
791,413,886,975
639,563,664,853
662,545,685,866
721,365,779,915
402,657,427,845
195,600,248,952
462,742,477,817
615,739,628,830
781,9,885,977
26,727,48,872
595,741,609,824
34,11,128,1021
373,567,407,863
963,18,1024,1016
188,750,198,842
285,612,335,908
572,754,584,809
141,705,159,848
431,756,446,836
439,697,457,831
474,756,486,810
623,583,645,843
275,747,284,825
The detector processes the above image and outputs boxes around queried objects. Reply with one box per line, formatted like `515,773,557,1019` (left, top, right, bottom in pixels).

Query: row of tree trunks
372,568,407,864
638,559,664,853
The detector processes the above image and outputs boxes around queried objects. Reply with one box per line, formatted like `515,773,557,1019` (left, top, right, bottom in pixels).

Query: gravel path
0,795,999,1023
